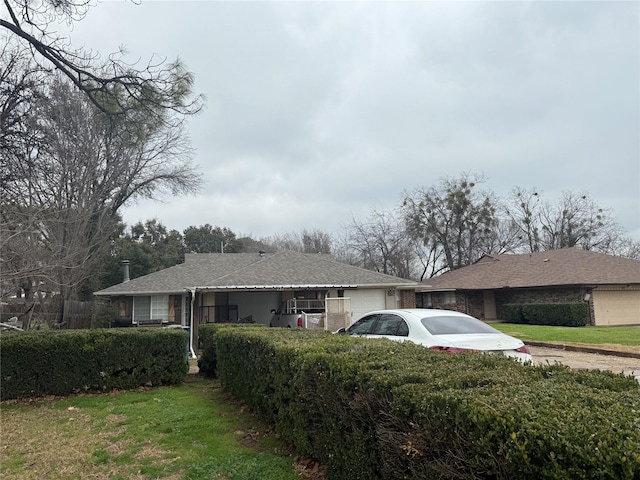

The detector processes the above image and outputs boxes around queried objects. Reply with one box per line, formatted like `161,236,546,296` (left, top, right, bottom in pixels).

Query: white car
337,308,532,363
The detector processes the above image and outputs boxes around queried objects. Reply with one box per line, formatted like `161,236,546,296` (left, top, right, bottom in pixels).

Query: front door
483,290,497,320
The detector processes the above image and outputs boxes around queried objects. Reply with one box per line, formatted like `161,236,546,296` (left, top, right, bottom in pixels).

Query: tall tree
1,74,200,321
402,173,499,271
301,229,332,254
261,229,333,254
505,188,624,253
183,224,243,253
539,191,621,251
89,219,185,294
503,187,544,252
337,209,418,279
1,1,203,119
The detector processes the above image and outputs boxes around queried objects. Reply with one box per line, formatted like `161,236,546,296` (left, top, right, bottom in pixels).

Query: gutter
190,283,418,291
187,288,197,359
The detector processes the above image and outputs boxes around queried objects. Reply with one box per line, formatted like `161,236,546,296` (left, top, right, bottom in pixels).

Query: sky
58,0,639,241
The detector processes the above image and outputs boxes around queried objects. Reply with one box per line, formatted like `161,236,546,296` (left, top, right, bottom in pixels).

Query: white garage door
592,290,640,326
347,289,387,323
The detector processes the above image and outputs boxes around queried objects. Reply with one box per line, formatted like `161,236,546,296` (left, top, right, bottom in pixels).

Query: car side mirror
336,327,346,334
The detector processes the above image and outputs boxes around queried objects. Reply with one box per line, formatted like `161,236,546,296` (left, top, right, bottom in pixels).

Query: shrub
503,303,524,323
197,323,266,377
211,327,640,480
0,328,188,400
521,303,589,326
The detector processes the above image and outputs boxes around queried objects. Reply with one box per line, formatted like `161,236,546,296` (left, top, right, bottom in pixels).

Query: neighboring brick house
416,248,640,326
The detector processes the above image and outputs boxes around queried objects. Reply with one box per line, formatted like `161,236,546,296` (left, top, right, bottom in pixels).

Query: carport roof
418,248,640,292
94,250,417,296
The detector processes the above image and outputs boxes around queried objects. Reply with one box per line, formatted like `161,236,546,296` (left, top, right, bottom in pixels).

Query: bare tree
1,74,201,323
338,209,418,279
261,230,333,254
402,173,499,271
504,187,544,252
505,188,624,253
301,229,332,254
538,191,622,251
1,0,203,119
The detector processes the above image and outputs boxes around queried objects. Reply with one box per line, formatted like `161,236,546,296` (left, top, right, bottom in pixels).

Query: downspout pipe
188,288,197,358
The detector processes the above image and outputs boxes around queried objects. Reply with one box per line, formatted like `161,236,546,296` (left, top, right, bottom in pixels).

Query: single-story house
416,248,640,326
94,250,417,353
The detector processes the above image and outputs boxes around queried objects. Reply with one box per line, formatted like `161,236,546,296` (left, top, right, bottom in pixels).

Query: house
416,248,640,326
94,250,417,352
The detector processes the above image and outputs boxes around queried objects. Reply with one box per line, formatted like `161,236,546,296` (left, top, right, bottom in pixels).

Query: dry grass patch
0,401,175,480
1,378,301,480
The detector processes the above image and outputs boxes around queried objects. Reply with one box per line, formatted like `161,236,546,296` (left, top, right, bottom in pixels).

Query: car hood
433,333,524,351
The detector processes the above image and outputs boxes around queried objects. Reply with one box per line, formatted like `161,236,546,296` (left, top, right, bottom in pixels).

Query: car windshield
420,315,499,335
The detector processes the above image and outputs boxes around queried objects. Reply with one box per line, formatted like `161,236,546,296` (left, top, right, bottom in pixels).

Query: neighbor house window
133,295,169,323
442,291,456,305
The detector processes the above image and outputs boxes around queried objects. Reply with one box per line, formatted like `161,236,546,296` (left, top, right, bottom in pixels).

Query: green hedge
503,303,589,326
197,323,267,377
0,328,189,400
210,327,640,480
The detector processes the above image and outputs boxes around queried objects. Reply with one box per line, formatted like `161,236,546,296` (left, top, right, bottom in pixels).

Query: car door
367,313,410,342
346,314,379,335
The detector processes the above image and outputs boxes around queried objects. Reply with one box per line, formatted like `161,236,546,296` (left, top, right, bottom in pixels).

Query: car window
420,315,499,335
348,314,378,335
371,313,409,337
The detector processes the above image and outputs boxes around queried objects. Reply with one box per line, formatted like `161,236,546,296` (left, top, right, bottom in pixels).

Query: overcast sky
63,1,639,240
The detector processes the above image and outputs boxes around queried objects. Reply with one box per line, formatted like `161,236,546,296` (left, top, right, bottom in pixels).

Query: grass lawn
0,376,302,480
492,323,640,353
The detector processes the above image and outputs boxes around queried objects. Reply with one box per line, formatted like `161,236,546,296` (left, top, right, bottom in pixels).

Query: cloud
61,1,638,240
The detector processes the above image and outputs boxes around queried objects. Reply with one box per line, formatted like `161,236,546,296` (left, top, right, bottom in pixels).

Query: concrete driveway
530,345,640,382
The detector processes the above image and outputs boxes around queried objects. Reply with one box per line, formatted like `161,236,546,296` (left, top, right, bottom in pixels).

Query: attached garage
348,289,392,323
592,288,640,326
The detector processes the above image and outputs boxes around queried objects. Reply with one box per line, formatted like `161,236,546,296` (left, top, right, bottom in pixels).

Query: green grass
0,377,301,480
492,323,640,346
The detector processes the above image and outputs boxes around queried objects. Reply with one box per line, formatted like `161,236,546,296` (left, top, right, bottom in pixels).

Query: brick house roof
419,248,640,291
95,250,416,296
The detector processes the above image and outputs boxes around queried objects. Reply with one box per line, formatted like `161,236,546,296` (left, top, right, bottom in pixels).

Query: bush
91,298,118,328
503,303,524,323
0,328,189,400
210,327,640,480
504,303,589,326
197,323,266,377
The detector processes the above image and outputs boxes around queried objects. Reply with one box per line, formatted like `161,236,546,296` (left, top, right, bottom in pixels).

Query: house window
133,297,151,322
133,295,169,323
442,291,456,305
151,295,169,321
416,293,432,308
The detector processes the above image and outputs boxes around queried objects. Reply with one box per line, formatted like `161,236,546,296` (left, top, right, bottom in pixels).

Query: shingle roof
419,248,640,291
95,250,416,296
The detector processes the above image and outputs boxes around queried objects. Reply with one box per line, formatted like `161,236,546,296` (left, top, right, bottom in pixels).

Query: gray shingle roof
95,250,416,296
419,248,640,291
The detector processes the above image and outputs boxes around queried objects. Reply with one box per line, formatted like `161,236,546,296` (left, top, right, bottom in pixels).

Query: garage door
348,289,387,323
592,290,640,326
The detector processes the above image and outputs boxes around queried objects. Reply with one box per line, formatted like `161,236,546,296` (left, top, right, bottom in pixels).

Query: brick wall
417,286,592,323
400,290,416,308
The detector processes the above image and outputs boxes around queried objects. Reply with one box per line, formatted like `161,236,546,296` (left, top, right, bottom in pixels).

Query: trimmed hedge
0,328,189,400
503,303,589,326
197,323,267,377
211,327,640,480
